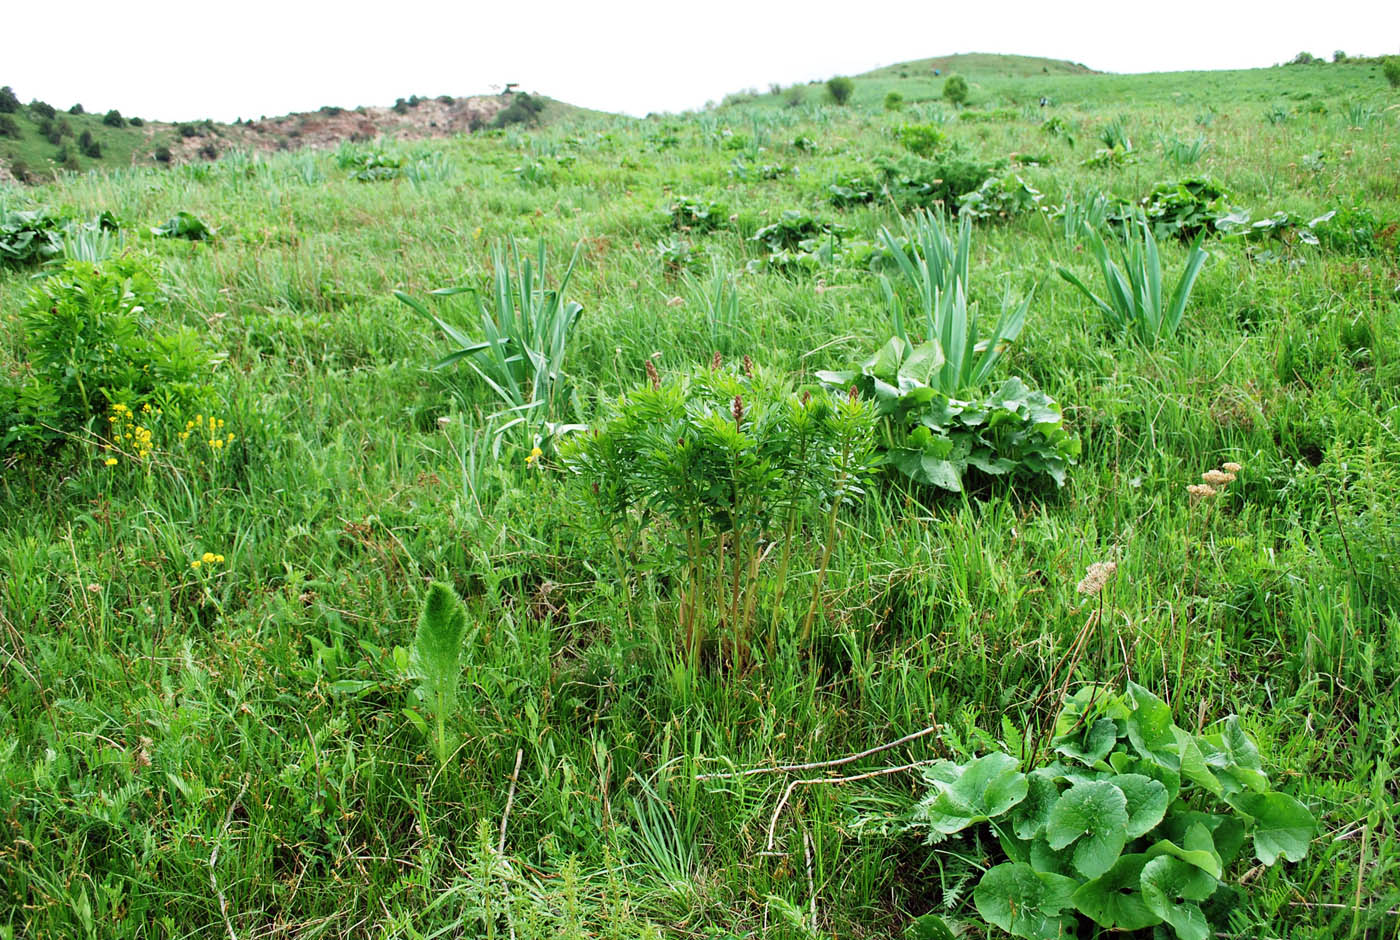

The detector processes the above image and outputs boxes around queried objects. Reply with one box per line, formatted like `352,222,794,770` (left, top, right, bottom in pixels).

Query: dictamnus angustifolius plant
820,210,1078,492
903,682,1315,940
562,358,875,666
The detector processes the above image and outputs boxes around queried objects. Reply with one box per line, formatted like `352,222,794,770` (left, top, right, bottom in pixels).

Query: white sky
6,1,1398,122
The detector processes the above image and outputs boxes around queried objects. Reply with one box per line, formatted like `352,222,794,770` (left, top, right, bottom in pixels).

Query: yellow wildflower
202,552,216,564
190,560,201,569
105,457,118,466
525,446,543,466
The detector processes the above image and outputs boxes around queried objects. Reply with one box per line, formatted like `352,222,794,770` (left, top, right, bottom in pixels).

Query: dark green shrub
491,92,544,128
102,109,124,127
1134,177,1232,240
1384,57,1400,89
0,114,19,139
784,86,805,108
68,103,83,114
827,76,854,105
884,90,904,111
177,123,198,138
129,116,144,127
0,86,18,113
28,99,55,119
154,146,172,164
78,129,101,158
943,74,969,107
392,98,411,115
875,150,1004,212
1,258,214,459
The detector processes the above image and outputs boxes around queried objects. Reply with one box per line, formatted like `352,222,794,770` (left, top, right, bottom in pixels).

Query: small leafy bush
150,211,214,240
0,114,19,139
28,99,55,120
827,76,855,105
894,122,946,156
905,682,1315,940
491,91,544,128
1081,145,1135,169
957,174,1044,222
1384,57,1400,89
828,171,878,207
1137,177,1232,240
958,107,1019,123
750,210,835,253
666,196,727,232
942,74,969,107
1058,218,1207,345
0,208,65,268
1,258,214,458
563,361,875,661
875,151,1004,212
0,86,18,113
884,90,904,111
102,109,124,128
820,210,1075,492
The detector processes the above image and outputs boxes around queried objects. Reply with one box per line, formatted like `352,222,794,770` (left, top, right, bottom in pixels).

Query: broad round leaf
1230,791,1315,865
919,751,1028,835
1141,856,1218,940
1045,779,1129,879
973,862,1077,940
1112,773,1169,838
1011,769,1060,840
1072,853,1159,930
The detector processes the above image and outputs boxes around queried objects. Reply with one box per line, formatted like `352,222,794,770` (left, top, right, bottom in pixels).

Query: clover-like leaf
1072,853,1160,930
1229,791,1315,865
918,751,1027,835
1141,855,1218,940
1045,779,1129,879
973,862,1077,940
1112,773,1169,838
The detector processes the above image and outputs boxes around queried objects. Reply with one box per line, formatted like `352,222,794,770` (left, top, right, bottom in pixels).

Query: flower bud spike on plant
645,359,661,390
711,351,723,371
732,394,744,428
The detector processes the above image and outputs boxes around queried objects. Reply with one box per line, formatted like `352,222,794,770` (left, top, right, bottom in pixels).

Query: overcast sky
7,1,1398,122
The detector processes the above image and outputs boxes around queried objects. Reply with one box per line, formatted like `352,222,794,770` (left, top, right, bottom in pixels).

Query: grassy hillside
0,86,608,181
1,56,1398,939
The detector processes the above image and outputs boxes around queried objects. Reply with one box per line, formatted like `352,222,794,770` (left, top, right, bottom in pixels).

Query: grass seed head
1076,560,1117,596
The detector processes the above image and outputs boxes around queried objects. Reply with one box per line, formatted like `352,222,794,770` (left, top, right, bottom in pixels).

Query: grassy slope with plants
1,54,1398,938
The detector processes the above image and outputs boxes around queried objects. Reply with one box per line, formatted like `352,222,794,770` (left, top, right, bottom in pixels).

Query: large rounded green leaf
1146,821,1224,879
1011,769,1060,840
1045,779,1129,878
973,862,1077,940
1141,855,1218,940
1072,853,1160,930
918,751,1028,835
1112,773,1169,838
1054,716,1119,767
1229,791,1315,864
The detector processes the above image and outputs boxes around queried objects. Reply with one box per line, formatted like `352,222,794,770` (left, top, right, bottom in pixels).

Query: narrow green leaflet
1229,791,1315,865
973,862,1078,940
917,751,1028,835
1072,853,1159,930
1045,780,1129,878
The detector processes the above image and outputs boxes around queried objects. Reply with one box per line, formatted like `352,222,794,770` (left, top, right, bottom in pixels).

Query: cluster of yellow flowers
180,414,236,452
104,402,160,465
190,551,226,569
525,445,543,467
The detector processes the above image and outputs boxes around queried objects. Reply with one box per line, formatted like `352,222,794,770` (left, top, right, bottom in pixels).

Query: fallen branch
697,723,938,782
762,760,937,854
210,775,250,940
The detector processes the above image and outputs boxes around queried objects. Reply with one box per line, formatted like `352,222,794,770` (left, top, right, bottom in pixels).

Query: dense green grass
1,56,1398,939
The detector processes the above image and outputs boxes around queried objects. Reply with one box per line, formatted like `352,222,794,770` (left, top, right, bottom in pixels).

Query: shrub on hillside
0,86,18,113
827,76,854,105
943,74,969,107
1384,57,1400,89
491,92,544,128
1,257,213,459
28,99,55,119
78,129,101,158
102,109,124,127
884,90,904,111
68,103,83,114
129,116,144,127
894,122,946,156
0,114,19,139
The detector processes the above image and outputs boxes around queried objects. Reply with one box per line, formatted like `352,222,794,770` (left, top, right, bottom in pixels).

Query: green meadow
1,55,1397,938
